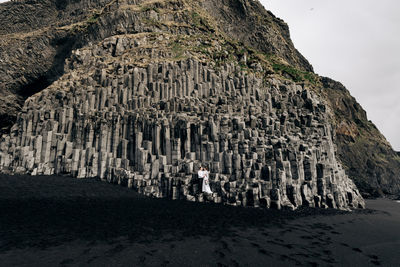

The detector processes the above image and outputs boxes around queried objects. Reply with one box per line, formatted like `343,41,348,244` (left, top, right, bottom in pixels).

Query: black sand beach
0,174,399,266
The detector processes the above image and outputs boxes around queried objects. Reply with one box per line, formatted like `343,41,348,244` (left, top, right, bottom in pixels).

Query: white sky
1,0,399,150
261,0,400,151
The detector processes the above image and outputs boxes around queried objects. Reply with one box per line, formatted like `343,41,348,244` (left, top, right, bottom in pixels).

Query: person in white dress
202,167,213,194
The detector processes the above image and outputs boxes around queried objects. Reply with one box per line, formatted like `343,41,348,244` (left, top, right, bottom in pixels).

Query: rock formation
0,0,366,210
0,33,365,209
2,0,398,198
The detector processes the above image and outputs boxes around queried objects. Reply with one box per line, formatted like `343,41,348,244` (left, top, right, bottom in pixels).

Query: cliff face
0,0,114,134
199,0,313,72
0,0,393,207
0,0,312,135
320,78,400,197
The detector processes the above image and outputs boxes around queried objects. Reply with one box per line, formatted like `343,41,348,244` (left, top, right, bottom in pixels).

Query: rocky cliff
320,78,400,197
0,0,391,208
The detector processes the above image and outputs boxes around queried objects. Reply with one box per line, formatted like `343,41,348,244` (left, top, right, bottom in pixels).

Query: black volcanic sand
0,175,399,266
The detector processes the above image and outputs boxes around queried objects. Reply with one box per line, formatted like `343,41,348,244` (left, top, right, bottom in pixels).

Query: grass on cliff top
164,31,319,85
271,61,317,84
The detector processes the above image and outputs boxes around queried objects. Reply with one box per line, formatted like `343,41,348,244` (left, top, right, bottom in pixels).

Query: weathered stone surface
0,30,364,210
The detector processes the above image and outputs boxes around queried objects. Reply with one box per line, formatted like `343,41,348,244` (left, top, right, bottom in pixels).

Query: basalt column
0,35,365,210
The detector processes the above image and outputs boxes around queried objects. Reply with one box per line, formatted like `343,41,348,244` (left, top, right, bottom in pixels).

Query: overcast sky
1,0,399,150
261,0,400,151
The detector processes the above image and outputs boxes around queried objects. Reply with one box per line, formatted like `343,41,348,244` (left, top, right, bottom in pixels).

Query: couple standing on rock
198,167,213,194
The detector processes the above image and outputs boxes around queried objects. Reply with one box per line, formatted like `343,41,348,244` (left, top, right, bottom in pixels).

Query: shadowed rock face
0,0,396,204
0,0,113,134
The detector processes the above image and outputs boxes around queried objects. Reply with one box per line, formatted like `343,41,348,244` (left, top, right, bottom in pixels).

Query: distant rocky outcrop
319,78,400,197
0,0,393,207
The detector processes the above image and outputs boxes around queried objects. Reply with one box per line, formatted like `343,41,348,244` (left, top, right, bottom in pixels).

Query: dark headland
0,174,399,266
